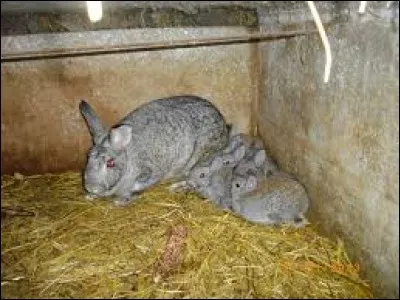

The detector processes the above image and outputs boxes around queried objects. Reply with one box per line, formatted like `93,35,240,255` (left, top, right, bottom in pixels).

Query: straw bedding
1,172,373,298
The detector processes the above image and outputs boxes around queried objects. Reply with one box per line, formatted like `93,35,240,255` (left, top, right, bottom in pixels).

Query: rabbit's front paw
168,181,192,193
113,193,139,207
291,216,310,228
85,193,99,201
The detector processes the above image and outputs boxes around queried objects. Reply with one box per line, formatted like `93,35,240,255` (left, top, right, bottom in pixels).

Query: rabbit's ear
79,100,107,144
227,124,241,137
233,145,246,161
110,125,132,151
247,175,258,190
211,156,224,171
253,137,264,149
254,150,266,167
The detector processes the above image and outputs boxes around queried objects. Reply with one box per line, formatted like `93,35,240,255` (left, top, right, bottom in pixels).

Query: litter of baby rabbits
1,172,373,298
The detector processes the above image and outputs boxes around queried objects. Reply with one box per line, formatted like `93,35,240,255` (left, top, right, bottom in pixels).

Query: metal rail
1,29,318,62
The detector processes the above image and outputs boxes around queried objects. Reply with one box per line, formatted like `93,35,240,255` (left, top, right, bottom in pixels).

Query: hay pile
1,172,373,298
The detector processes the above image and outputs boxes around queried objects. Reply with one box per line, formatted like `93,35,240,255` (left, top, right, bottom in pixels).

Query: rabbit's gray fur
231,172,310,227
80,95,229,205
185,143,245,190
195,157,234,210
186,151,240,210
217,144,246,168
224,133,279,178
234,149,279,178
223,133,263,155
168,123,240,193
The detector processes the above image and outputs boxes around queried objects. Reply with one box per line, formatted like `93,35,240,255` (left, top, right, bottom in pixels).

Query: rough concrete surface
0,1,316,14
1,27,257,175
257,3,399,299
0,1,341,36
1,6,259,35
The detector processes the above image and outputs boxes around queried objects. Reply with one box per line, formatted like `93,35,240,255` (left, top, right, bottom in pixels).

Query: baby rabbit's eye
236,183,241,188
106,158,115,168
199,173,205,178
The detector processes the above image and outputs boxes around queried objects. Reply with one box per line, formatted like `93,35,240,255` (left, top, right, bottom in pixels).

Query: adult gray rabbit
231,172,310,227
79,95,229,205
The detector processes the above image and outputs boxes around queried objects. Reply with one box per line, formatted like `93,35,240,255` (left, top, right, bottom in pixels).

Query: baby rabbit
186,145,247,210
218,144,246,168
231,172,310,228
234,149,279,178
223,133,264,155
185,145,246,190
196,157,234,210
169,134,247,193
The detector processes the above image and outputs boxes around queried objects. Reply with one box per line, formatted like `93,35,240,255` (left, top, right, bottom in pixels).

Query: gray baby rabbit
218,144,246,168
234,149,279,178
186,162,215,191
224,133,278,176
185,144,246,190
167,128,246,193
196,156,234,210
223,133,259,154
170,147,217,193
231,172,310,227
80,95,229,206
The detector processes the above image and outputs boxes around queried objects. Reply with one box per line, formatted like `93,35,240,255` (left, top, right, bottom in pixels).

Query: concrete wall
1,27,258,175
256,2,399,298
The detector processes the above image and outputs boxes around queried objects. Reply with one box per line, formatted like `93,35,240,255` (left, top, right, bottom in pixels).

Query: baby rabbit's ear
227,124,241,137
254,150,266,167
247,175,258,190
110,125,132,151
211,156,224,171
233,145,246,161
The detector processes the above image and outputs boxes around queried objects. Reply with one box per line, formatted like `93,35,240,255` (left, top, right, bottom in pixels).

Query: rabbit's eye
199,173,205,178
236,183,241,188
106,158,115,168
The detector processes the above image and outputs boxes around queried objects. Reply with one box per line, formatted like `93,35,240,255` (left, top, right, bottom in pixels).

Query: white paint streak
86,1,103,23
358,1,367,14
306,1,332,83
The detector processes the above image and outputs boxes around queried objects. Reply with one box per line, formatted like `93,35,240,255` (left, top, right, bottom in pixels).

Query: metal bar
1,29,318,62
